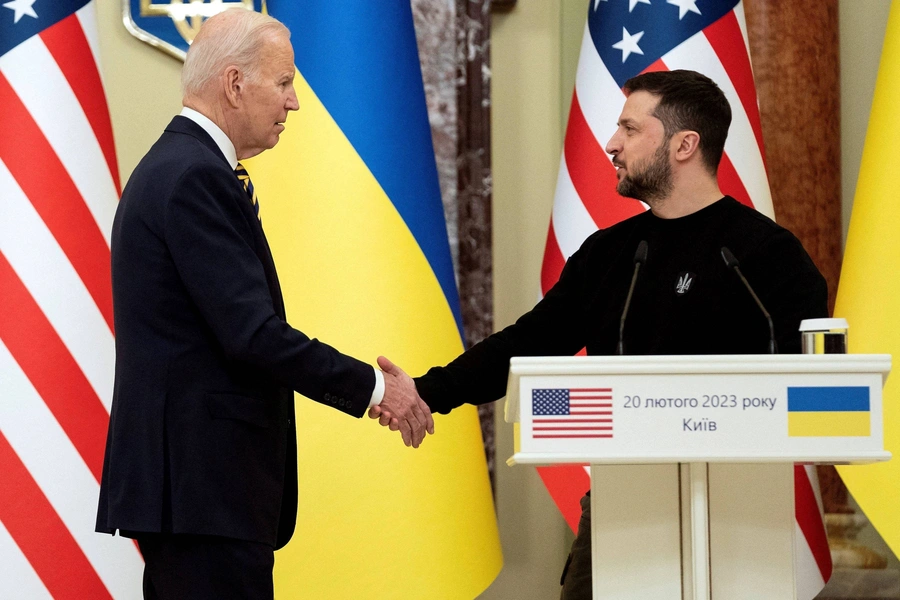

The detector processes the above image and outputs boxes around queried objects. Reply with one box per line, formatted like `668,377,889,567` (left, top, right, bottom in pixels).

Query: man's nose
605,136,619,155
286,88,300,111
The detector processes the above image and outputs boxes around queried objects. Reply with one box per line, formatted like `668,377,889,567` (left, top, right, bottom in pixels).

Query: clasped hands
369,356,434,448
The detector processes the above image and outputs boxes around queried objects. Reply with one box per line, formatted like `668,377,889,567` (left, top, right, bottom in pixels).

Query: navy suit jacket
96,116,374,549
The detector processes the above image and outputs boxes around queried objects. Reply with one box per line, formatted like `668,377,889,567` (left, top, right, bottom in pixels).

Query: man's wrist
368,368,384,408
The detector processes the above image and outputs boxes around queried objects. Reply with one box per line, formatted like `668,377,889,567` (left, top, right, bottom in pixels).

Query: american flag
535,0,831,597
0,0,144,597
532,388,613,438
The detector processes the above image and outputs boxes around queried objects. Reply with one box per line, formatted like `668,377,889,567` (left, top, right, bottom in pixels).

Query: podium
504,355,891,600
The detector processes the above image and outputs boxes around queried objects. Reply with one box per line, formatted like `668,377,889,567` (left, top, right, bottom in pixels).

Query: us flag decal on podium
532,388,614,438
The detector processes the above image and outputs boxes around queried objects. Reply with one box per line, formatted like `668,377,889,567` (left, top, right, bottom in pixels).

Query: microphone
617,240,648,355
720,247,777,354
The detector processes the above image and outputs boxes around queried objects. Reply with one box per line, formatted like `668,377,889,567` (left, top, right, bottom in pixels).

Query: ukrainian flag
244,2,503,598
834,0,900,559
787,387,871,437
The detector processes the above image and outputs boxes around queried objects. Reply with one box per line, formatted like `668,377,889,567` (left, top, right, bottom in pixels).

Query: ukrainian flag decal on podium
787,387,871,437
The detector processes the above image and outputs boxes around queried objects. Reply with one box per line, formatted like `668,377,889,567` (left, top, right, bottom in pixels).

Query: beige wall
96,0,182,182
839,0,892,245
93,0,891,597
478,2,572,598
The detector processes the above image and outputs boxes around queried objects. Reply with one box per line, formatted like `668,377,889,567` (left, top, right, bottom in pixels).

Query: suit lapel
166,116,287,320
258,232,286,320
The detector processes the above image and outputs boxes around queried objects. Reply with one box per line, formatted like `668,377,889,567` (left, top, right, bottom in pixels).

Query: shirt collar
179,106,238,169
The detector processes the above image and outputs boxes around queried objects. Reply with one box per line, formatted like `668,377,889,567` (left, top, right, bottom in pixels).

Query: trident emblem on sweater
675,272,694,295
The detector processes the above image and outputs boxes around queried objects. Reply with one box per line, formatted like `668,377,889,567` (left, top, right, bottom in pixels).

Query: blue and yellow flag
834,0,900,558
787,387,871,438
245,2,503,598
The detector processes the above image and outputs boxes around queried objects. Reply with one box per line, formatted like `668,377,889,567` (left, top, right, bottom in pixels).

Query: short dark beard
616,142,674,203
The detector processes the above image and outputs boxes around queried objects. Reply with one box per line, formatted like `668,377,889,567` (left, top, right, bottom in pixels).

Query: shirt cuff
368,368,385,408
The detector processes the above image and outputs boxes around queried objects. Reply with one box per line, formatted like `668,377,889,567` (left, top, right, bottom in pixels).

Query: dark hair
623,70,731,174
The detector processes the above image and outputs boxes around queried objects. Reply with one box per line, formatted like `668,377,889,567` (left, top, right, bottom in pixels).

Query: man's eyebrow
618,117,639,127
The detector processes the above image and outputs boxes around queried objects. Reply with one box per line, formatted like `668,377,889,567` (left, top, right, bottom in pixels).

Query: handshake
369,356,435,449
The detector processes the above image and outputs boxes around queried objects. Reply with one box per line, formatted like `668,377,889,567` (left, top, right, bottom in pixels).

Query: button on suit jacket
96,116,374,549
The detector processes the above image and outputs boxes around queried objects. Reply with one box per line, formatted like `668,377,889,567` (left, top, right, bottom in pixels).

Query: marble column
413,0,497,483
458,0,496,479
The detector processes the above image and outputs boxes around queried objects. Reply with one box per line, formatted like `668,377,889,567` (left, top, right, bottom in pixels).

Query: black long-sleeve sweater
416,197,828,414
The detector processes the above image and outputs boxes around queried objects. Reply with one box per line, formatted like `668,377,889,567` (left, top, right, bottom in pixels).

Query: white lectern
505,355,891,600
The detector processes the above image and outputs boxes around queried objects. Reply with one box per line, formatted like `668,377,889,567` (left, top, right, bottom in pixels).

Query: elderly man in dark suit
95,9,431,599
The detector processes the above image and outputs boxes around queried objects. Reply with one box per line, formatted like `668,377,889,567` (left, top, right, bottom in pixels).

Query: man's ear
223,66,242,109
673,130,701,163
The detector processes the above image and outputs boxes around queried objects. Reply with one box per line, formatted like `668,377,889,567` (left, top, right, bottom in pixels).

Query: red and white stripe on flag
537,0,831,596
0,0,144,597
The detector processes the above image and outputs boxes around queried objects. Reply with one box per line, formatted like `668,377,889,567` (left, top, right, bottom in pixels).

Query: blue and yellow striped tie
234,162,260,220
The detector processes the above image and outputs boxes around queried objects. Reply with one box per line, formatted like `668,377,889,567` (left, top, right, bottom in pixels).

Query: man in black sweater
373,70,827,598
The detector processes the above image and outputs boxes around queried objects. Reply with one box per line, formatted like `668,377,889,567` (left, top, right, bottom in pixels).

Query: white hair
181,9,290,99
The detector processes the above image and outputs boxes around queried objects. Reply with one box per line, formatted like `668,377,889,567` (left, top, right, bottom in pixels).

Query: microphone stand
720,246,777,354
617,240,648,355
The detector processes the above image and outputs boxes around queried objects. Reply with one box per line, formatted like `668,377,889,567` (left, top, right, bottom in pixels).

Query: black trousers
137,534,275,600
560,492,592,600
